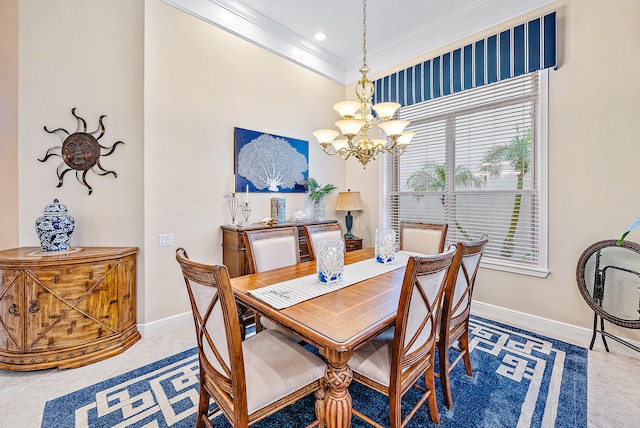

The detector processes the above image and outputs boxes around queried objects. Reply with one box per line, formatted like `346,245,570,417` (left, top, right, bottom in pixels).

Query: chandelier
313,0,415,168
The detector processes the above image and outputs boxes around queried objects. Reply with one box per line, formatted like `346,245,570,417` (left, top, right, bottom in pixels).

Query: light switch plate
159,234,173,247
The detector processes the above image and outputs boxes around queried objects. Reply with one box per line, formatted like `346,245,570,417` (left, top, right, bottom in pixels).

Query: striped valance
373,12,557,107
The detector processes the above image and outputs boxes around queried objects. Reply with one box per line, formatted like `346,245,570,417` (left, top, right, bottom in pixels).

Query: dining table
230,247,408,428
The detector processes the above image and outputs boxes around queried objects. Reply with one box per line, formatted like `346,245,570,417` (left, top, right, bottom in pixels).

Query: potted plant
304,177,337,221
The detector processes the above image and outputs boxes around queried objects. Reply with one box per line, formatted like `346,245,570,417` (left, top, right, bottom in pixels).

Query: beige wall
16,0,146,315
0,0,19,249
351,0,640,340
142,0,345,322
8,0,640,339
10,0,344,324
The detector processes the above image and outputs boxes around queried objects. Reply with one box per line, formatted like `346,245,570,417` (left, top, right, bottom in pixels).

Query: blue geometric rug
41,316,587,427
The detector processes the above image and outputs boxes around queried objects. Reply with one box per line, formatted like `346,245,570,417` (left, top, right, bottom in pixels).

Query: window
382,70,548,276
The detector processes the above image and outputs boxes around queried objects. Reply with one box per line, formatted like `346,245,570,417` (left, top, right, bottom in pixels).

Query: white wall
142,0,346,322
351,0,640,341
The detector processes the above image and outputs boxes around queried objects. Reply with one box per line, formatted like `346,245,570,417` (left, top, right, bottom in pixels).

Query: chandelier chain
362,0,367,69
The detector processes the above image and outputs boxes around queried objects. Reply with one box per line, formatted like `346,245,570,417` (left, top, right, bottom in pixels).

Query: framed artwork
234,127,308,193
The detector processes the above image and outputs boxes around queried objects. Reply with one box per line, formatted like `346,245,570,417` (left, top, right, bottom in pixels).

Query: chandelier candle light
313,0,415,167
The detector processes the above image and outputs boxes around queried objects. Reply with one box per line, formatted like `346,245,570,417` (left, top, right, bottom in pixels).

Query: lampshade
332,138,349,150
396,131,416,146
313,129,340,145
377,119,410,137
335,191,363,211
333,101,361,118
335,119,366,137
372,102,401,120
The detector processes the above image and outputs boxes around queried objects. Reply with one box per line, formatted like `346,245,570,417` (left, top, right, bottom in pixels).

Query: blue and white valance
373,12,557,107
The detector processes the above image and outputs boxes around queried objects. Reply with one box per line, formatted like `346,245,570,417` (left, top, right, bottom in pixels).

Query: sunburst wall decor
39,108,124,195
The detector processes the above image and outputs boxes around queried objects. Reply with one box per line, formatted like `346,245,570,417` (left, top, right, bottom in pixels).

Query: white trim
161,0,557,85
472,300,640,357
139,302,640,357
137,311,193,338
162,0,346,84
481,259,550,278
538,68,550,273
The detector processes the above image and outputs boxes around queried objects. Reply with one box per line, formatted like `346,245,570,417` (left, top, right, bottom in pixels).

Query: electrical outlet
159,234,173,247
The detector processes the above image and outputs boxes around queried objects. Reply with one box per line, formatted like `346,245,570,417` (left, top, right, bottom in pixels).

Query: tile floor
1,323,639,427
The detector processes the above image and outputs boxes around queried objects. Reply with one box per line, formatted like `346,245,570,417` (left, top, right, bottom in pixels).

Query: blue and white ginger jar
35,199,75,252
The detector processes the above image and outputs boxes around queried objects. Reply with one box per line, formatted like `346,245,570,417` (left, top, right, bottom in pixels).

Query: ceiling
164,0,554,84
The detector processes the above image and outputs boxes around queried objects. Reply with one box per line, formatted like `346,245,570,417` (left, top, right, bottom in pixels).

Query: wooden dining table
230,247,407,428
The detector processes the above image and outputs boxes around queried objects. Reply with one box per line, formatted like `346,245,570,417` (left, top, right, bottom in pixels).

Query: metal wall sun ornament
39,108,124,195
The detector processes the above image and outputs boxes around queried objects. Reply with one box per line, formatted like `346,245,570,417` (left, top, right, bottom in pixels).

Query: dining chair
303,223,343,260
244,227,301,337
175,248,326,428
400,221,448,255
349,247,457,427
437,235,489,408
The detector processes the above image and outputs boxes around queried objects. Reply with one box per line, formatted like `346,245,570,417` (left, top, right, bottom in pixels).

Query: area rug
41,316,587,427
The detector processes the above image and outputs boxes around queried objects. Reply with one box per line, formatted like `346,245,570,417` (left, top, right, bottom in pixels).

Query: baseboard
137,311,193,339
137,303,640,357
472,300,640,357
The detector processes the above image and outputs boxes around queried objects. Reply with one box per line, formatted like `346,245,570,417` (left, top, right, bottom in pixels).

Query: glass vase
316,236,344,284
375,228,397,264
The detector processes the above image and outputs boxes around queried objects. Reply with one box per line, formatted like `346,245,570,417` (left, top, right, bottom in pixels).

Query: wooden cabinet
345,237,363,252
0,247,140,371
221,220,339,278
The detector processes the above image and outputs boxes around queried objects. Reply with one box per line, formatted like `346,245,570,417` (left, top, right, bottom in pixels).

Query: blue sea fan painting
234,127,309,193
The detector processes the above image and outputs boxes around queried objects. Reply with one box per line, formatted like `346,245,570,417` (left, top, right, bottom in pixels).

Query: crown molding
162,0,555,85
162,0,347,83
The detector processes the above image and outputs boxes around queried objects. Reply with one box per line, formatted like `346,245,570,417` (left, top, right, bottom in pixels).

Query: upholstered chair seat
400,221,448,255
241,330,326,413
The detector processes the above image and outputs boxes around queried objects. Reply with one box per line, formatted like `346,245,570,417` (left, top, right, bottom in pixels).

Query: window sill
480,259,550,278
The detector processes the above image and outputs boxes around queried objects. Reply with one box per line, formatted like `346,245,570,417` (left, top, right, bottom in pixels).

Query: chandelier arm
321,144,342,156
388,145,407,157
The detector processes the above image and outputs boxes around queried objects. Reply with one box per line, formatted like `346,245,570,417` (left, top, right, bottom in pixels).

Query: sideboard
221,220,339,278
0,247,140,371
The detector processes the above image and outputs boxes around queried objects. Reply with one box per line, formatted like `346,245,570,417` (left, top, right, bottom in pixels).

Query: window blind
382,72,545,272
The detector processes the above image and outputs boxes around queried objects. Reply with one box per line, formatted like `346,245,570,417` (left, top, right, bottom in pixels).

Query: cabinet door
0,269,24,352
118,254,137,331
24,261,120,351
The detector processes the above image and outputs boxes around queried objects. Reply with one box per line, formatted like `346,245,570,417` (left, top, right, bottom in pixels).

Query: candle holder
228,192,239,224
241,202,252,224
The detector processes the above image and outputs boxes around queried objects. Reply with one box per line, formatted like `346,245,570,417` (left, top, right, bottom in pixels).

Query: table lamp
335,190,363,239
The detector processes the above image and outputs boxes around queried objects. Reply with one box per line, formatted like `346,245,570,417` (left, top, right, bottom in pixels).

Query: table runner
250,251,416,309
